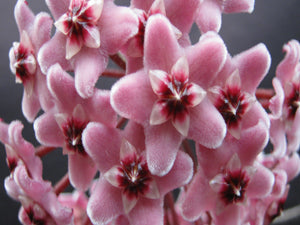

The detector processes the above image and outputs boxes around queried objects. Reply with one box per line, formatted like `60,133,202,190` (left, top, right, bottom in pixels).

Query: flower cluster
2,0,300,224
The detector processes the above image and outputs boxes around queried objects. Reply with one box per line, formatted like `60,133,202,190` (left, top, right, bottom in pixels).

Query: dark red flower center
285,83,300,120
14,44,34,84
215,86,248,128
117,154,152,199
220,170,249,205
62,117,88,155
158,74,195,120
26,207,47,225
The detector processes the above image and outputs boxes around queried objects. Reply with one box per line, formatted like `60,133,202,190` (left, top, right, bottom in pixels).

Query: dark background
0,0,299,224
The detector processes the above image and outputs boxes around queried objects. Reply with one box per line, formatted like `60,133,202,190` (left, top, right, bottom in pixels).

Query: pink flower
179,121,274,221
82,122,193,225
5,165,73,225
34,63,117,190
269,40,300,154
0,120,42,180
59,191,90,225
122,0,198,73
111,15,227,176
38,0,139,98
195,0,255,33
8,0,54,122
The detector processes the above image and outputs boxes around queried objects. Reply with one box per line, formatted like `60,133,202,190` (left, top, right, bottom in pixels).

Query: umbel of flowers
2,0,300,224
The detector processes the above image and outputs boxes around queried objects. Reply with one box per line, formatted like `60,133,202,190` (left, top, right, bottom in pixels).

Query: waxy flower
269,40,300,154
5,165,73,225
0,120,42,180
196,0,255,33
9,0,54,122
149,56,206,136
179,121,274,221
82,122,193,225
54,0,103,60
34,63,117,190
122,0,199,74
210,70,255,139
111,15,227,176
38,0,139,98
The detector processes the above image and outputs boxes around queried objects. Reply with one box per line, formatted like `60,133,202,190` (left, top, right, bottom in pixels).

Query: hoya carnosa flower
195,0,255,33
8,0,54,122
38,0,138,98
269,40,300,154
209,70,255,139
209,154,256,208
54,0,103,60
123,0,198,73
34,64,117,190
149,57,206,136
82,122,193,225
4,165,73,225
0,120,42,180
111,15,227,176
179,121,272,221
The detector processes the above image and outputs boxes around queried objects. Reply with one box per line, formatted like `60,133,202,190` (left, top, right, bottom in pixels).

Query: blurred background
0,0,299,224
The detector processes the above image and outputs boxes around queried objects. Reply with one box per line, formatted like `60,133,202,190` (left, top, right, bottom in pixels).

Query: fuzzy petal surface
145,122,183,176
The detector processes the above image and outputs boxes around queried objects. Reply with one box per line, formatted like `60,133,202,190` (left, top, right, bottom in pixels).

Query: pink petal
14,165,52,198
186,32,227,88
111,70,156,125
45,0,69,20
100,1,139,54
122,120,146,151
32,12,53,50
156,151,193,195
188,98,226,148
144,14,182,71
87,89,118,127
82,122,121,172
179,168,215,221
269,78,284,118
47,63,78,111
165,0,199,33
68,153,97,191
276,39,300,84
145,122,183,176
73,48,108,98
195,0,222,33
38,32,72,74
270,118,287,158
34,112,64,147
128,198,163,225
131,0,153,11
233,43,271,95
22,88,40,123
222,0,255,13
14,0,35,35
87,178,123,224
247,162,275,198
